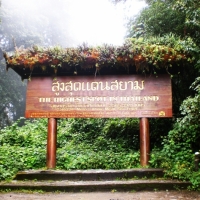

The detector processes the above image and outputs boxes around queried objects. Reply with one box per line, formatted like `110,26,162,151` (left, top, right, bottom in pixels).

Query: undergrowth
0,114,199,190
0,118,140,180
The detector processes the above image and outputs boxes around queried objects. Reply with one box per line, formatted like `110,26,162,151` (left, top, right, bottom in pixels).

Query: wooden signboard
25,75,172,118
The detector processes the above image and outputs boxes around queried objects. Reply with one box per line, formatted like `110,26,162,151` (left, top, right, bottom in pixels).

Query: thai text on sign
25,75,172,118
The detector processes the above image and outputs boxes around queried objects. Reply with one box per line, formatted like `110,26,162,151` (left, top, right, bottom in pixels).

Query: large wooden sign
25,75,172,118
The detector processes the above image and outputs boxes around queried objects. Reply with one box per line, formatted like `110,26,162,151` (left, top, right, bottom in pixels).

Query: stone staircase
0,169,191,192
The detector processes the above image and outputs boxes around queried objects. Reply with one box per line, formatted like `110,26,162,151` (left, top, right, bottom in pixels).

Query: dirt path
0,191,200,200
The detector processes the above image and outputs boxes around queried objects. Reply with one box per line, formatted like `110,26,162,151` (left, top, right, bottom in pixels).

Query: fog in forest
2,0,146,47
0,0,146,126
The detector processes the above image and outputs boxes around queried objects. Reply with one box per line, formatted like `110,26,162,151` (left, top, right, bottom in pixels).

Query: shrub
149,77,200,190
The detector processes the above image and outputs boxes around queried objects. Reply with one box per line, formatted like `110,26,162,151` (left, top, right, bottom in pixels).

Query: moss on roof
3,37,195,79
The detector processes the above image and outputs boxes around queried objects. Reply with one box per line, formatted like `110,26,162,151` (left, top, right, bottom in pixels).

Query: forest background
0,0,200,190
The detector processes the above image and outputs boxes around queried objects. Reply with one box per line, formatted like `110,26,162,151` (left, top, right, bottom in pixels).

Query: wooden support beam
47,118,57,169
140,118,150,166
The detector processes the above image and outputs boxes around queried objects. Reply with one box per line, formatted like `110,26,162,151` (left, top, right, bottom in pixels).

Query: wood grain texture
25,75,172,118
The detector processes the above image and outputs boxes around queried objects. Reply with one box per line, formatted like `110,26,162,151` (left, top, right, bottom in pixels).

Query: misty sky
3,0,147,47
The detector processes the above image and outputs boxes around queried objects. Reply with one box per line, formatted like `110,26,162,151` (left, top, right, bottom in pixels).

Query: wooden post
140,118,150,166
47,118,57,169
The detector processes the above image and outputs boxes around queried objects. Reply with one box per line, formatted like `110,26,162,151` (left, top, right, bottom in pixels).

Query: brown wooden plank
140,118,150,166
47,118,57,169
25,75,172,118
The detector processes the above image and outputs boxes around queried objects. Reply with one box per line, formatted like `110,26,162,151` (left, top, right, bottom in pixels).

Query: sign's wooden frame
25,74,172,168
26,75,172,118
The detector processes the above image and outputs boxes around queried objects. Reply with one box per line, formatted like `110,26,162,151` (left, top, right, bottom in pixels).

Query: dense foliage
129,0,200,45
0,115,199,189
0,118,140,180
150,78,200,190
126,0,200,190
128,1,186,38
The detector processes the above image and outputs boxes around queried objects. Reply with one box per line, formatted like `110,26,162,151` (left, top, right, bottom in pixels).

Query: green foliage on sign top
4,35,198,77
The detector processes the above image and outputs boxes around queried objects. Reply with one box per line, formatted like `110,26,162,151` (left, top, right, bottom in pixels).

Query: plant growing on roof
3,34,197,76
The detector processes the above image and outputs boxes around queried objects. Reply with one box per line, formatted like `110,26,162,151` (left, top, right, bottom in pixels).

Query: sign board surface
25,75,172,118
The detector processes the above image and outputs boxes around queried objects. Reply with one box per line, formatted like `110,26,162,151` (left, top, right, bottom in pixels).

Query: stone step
0,169,191,192
0,179,191,192
14,169,164,181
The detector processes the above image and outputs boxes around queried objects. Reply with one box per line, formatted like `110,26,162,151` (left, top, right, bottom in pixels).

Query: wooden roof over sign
3,37,194,79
